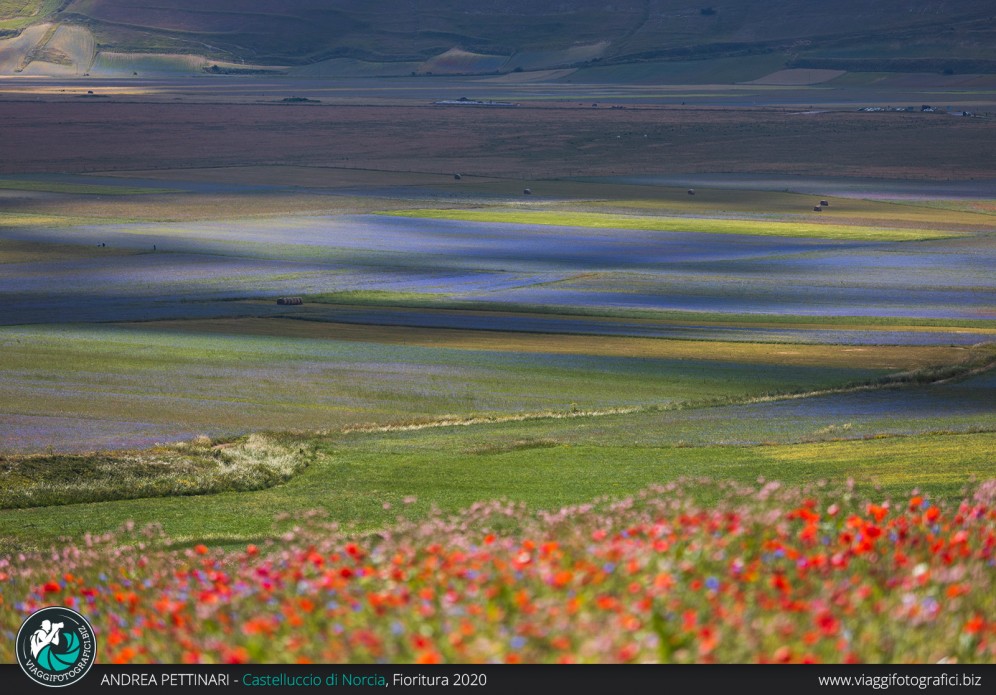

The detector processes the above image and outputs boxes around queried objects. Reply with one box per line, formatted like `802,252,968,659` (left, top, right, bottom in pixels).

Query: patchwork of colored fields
0,84,992,666
0,171,992,459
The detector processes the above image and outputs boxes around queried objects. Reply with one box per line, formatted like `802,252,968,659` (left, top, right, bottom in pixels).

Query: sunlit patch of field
16,23,94,76
380,208,962,241
418,47,507,75
457,179,996,228
89,52,207,76
140,317,978,370
2,192,412,224
1,169,990,235
92,169,994,232
761,433,996,489
576,196,996,233
0,82,170,97
0,211,112,227
0,237,137,263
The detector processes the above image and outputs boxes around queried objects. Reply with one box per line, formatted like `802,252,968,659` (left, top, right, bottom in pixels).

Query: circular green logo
16,606,97,688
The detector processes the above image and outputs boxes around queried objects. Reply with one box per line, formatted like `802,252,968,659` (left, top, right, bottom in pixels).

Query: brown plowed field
1,101,992,179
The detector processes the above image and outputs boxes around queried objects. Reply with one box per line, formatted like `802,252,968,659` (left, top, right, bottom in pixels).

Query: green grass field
2,425,991,552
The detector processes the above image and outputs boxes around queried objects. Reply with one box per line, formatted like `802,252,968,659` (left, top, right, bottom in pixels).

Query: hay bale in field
453,173,462,180
813,206,822,212
276,297,304,305
687,189,695,195
523,188,532,195
820,200,829,206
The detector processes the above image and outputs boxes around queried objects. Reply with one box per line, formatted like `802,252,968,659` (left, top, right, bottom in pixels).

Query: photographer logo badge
16,606,97,687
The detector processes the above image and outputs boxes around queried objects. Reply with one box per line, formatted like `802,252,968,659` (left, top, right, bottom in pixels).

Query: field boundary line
337,353,996,435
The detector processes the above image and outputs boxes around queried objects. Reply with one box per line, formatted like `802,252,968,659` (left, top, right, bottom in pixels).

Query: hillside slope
1,0,993,75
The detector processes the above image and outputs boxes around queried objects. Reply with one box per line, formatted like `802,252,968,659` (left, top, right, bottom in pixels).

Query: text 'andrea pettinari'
100,673,231,686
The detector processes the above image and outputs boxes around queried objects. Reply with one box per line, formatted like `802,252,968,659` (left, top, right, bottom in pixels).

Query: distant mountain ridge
1,0,994,76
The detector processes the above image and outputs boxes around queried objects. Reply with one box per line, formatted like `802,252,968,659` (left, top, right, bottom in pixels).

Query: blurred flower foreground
3,479,995,664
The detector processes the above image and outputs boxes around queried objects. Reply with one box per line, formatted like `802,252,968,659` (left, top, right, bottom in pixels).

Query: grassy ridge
380,209,963,241
0,434,314,509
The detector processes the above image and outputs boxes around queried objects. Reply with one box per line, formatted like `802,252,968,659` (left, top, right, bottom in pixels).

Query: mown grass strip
379,208,961,241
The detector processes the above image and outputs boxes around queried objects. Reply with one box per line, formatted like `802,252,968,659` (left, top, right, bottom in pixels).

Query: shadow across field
2,213,993,326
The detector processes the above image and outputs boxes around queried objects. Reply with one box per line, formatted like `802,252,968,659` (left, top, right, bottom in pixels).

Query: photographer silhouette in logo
30,619,65,659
